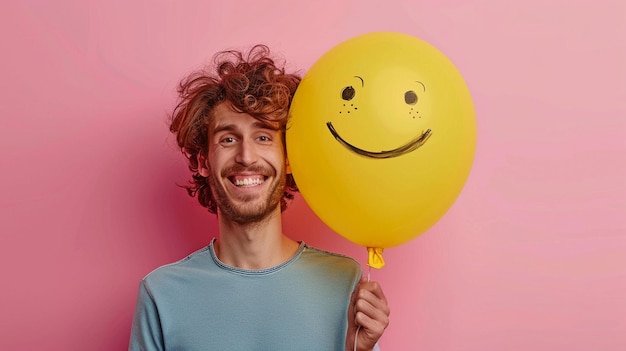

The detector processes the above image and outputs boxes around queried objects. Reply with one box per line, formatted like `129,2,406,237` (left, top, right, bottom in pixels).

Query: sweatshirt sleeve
128,280,164,351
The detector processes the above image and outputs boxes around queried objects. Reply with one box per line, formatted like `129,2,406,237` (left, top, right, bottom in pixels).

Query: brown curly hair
169,45,301,213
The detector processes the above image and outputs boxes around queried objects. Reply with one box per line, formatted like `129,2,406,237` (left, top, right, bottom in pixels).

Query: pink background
1,1,625,350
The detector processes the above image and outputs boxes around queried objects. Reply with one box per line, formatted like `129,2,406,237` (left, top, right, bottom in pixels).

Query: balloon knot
367,247,385,269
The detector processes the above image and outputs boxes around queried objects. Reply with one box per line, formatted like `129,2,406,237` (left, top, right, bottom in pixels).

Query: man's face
199,102,288,225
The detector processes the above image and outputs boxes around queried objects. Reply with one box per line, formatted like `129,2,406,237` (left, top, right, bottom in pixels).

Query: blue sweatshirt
129,239,361,351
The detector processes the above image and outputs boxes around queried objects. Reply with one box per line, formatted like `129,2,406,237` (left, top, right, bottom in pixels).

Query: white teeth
235,177,264,187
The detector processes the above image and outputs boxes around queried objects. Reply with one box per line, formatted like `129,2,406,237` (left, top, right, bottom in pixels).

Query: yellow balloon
287,32,476,268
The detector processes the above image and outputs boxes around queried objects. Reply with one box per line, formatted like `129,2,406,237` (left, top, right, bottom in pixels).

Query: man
129,45,390,351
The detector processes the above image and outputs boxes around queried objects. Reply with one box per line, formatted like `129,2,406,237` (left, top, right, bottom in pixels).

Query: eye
341,86,356,101
257,135,271,142
404,91,418,105
221,137,236,144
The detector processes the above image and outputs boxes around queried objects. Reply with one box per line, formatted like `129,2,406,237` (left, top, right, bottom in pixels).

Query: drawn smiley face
286,32,476,250
327,75,432,159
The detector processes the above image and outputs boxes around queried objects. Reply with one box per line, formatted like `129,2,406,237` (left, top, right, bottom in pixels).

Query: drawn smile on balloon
326,122,432,159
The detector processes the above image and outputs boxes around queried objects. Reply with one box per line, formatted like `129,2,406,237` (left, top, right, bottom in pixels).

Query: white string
353,266,372,351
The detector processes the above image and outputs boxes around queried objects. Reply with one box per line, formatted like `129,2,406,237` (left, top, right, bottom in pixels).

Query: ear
197,152,210,177
285,156,292,174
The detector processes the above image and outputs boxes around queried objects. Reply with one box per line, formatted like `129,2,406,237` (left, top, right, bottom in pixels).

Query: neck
214,207,299,270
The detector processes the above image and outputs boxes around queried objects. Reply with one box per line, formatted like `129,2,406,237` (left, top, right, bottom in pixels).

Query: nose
234,138,259,166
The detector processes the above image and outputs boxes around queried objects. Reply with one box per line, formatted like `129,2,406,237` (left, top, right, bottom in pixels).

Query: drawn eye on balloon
326,77,432,159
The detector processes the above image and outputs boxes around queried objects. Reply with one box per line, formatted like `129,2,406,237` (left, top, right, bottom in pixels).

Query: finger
355,283,390,316
354,296,390,328
358,280,388,304
355,309,388,340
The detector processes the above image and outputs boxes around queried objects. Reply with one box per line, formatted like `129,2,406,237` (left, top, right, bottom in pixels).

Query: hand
346,276,390,351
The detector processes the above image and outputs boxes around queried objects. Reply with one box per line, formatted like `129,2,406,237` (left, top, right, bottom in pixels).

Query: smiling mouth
225,168,269,188
231,176,266,187
326,122,432,159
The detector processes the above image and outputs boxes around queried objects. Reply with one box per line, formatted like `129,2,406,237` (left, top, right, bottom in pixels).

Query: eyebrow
415,81,426,92
354,76,364,87
212,120,280,135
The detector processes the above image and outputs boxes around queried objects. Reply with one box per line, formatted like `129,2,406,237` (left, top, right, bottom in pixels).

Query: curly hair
169,45,301,213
